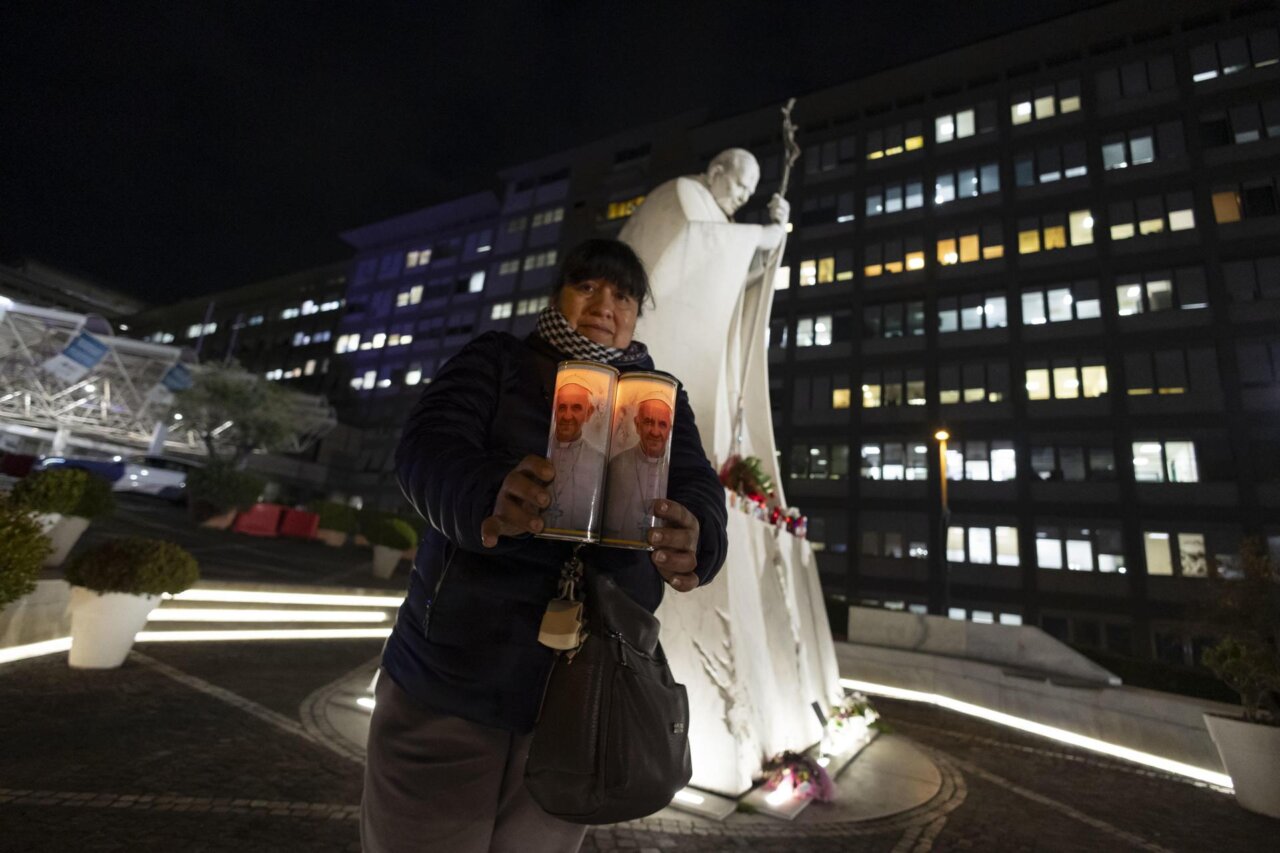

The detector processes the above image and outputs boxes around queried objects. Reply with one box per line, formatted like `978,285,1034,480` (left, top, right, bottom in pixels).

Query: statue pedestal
656,493,843,797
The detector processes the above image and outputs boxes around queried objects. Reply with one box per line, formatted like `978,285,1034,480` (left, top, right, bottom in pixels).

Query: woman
362,238,729,853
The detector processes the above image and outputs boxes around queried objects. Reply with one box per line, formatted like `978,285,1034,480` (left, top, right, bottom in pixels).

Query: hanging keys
539,548,587,651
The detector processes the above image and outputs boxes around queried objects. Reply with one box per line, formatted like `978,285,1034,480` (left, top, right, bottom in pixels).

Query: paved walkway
6,496,1276,849
3,635,1274,852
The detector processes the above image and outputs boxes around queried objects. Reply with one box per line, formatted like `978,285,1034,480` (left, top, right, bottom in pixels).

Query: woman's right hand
480,455,555,548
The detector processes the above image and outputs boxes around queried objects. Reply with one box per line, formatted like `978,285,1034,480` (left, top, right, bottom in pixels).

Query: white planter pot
67,586,160,669
371,545,402,579
1204,712,1280,818
45,515,91,567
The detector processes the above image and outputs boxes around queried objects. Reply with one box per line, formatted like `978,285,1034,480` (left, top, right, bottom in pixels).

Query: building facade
141,0,1280,664
330,0,1280,663
126,262,349,397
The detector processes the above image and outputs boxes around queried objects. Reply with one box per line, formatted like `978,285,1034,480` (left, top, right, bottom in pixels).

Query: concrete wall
840,607,1238,773
846,606,1119,685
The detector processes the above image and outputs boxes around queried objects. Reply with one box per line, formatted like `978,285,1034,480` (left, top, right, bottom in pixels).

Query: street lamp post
935,428,951,616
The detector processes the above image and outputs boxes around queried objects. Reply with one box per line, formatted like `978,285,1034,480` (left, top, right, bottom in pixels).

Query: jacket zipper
422,543,457,638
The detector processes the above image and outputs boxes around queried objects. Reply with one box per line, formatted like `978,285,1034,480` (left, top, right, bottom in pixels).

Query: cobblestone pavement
2,639,1275,852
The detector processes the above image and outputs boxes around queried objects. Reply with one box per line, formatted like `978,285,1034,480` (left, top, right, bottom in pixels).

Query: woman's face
557,278,638,349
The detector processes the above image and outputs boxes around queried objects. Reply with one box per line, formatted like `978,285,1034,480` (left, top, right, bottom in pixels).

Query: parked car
36,454,202,502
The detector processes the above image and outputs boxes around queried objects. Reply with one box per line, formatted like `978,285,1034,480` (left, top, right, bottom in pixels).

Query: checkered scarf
535,306,649,366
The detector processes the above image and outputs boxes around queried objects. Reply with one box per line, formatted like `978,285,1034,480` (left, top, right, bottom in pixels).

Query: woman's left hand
649,499,700,592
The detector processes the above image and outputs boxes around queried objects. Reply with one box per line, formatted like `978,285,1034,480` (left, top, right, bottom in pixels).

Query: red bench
279,508,320,540
232,503,286,537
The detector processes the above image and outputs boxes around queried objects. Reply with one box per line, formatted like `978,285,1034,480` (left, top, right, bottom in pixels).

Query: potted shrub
0,496,54,608
367,517,418,579
308,500,358,547
12,469,117,566
64,537,199,668
186,462,264,529
9,467,88,548
1201,539,1280,818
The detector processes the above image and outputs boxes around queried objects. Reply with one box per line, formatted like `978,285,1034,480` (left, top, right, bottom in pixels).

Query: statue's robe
619,176,845,797
620,177,786,506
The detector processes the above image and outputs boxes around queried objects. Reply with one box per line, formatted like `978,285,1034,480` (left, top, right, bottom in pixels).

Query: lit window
1212,190,1242,224
1068,210,1094,245
1043,225,1067,251
799,260,817,287
832,388,851,409
1179,533,1208,576
607,196,645,220
1025,368,1050,400
405,364,423,386
1018,228,1041,254
1144,532,1173,575
1074,365,1104,398
861,383,882,408
371,333,386,349
936,238,957,266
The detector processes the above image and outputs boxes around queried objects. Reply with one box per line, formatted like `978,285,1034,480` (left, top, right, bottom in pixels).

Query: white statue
620,149,790,504
620,145,845,798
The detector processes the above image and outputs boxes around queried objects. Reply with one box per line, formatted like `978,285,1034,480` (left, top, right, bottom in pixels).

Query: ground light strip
0,637,72,664
147,609,389,623
166,589,405,608
840,677,1232,790
136,628,392,642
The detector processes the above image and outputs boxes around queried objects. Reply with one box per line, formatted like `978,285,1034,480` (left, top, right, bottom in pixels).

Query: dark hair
552,239,650,315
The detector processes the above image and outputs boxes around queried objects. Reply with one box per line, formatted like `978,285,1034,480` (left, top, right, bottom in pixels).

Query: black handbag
524,556,693,825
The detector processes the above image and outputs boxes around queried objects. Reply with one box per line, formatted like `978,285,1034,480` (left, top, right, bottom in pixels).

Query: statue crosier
620,148,791,506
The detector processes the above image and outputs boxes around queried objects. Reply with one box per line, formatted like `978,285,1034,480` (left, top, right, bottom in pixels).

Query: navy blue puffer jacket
382,330,729,732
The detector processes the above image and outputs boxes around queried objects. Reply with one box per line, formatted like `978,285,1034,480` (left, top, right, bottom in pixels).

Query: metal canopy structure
0,296,335,456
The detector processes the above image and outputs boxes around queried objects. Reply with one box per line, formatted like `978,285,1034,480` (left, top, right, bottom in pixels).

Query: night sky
2,1,1098,304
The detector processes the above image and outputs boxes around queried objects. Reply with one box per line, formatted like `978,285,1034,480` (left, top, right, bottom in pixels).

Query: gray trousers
361,673,587,853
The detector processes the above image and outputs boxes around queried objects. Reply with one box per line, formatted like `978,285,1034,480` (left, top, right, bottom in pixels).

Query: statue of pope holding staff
620,101,800,506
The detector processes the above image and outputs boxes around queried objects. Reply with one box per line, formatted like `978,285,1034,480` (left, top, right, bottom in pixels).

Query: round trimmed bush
307,500,358,533
72,473,117,520
186,462,264,513
10,468,90,515
0,497,53,606
65,537,199,596
367,517,418,551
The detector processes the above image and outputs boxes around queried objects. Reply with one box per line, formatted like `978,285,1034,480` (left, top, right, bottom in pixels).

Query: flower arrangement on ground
821,692,881,756
759,749,836,804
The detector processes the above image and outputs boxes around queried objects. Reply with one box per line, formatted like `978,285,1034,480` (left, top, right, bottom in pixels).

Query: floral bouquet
760,750,836,804
820,692,880,755
718,454,774,507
